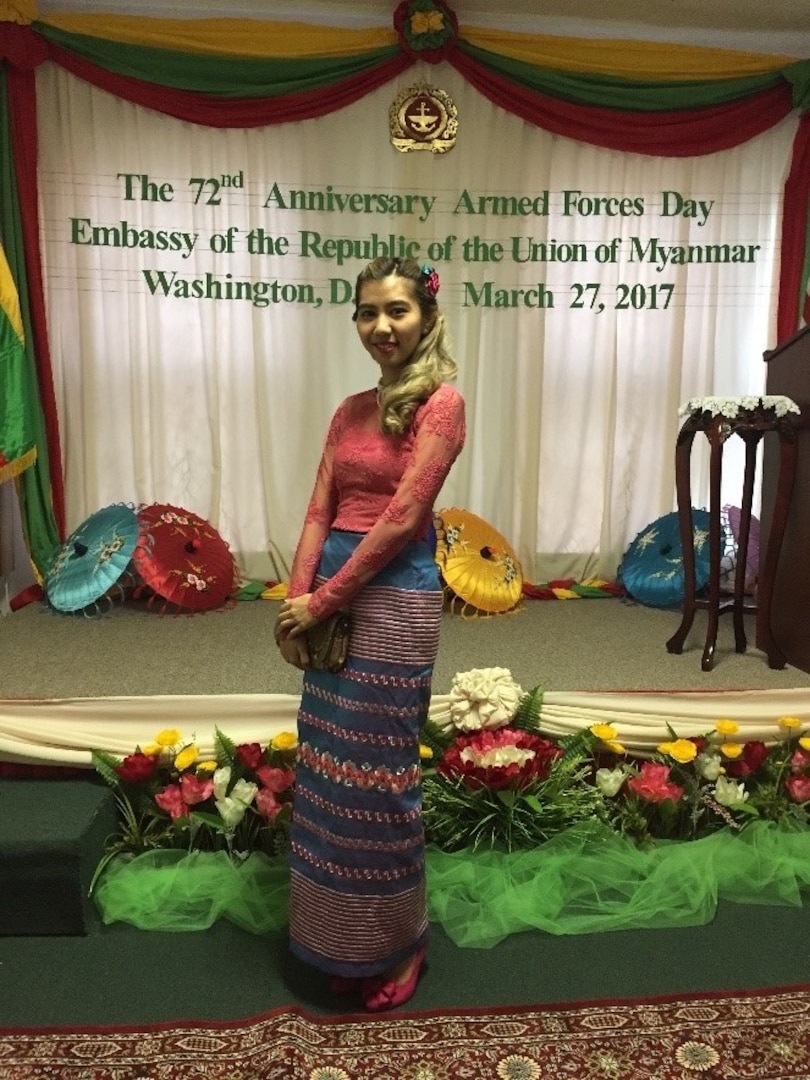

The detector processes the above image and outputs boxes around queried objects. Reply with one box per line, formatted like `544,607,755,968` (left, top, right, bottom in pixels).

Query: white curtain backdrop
36,61,798,584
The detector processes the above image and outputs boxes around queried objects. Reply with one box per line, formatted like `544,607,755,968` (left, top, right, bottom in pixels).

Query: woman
275,256,465,1011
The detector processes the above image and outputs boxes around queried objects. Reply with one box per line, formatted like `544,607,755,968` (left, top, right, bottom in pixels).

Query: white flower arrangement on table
679,395,800,419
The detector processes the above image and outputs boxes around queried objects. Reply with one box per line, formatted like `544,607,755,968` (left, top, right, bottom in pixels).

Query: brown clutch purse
306,612,351,672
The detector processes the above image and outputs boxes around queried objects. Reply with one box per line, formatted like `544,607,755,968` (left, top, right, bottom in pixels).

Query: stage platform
2,596,810,767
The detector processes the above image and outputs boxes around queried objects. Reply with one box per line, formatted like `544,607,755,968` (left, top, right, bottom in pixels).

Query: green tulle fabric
426,819,810,948
94,849,290,934
93,822,810,943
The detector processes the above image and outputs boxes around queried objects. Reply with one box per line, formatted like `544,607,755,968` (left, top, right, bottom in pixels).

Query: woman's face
355,274,427,384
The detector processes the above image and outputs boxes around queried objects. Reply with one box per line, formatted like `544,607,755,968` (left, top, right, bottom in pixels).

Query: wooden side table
665,395,800,672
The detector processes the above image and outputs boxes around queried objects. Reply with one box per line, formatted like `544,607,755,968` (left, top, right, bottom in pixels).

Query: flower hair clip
420,262,440,298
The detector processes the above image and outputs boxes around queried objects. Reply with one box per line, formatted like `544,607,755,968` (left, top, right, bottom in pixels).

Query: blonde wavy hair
353,257,458,436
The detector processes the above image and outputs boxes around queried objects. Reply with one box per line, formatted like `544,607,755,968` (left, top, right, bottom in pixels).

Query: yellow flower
271,731,298,752
174,744,198,771
141,743,161,756
658,739,697,764
591,724,618,741
197,760,218,773
720,742,743,759
777,716,802,730
800,737,810,752
714,719,739,736
155,728,182,747
419,744,434,760
605,740,626,755
411,11,444,34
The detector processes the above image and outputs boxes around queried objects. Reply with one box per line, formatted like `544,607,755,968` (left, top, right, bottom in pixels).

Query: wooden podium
759,324,810,673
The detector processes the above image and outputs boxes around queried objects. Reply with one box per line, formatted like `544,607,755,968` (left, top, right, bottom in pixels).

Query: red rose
725,740,770,778
236,742,264,770
114,752,160,784
785,775,810,803
437,728,562,791
626,762,684,805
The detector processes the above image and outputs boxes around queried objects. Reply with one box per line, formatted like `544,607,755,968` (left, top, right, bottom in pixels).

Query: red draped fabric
7,65,65,537
778,112,810,339
449,49,796,156
46,42,415,126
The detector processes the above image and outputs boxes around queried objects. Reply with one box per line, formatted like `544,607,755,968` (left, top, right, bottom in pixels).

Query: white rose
696,752,722,781
595,766,626,797
448,667,524,732
714,775,748,807
460,744,536,769
215,778,258,827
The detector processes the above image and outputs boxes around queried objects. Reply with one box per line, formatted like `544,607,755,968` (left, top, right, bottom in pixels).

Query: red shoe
362,946,427,1012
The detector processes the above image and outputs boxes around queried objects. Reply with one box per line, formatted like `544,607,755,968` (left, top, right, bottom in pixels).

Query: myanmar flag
0,239,36,484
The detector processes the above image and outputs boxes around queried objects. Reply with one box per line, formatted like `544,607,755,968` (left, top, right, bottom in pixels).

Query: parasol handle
185,538,202,553
72,541,88,557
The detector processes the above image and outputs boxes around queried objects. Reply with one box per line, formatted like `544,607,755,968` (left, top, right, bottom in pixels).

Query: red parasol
132,503,239,613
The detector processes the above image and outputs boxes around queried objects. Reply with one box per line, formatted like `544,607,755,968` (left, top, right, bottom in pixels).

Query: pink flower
236,742,265,770
785,775,810,803
154,783,189,820
790,747,810,774
437,727,562,790
179,773,213,806
626,762,684,805
256,765,295,793
255,788,284,821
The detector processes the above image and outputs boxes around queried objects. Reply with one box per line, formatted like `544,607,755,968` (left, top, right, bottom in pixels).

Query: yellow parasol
433,508,523,615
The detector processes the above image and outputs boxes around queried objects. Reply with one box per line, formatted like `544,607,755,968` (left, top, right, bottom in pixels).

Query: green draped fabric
92,822,810,942
0,70,60,576
34,22,401,97
456,41,787,111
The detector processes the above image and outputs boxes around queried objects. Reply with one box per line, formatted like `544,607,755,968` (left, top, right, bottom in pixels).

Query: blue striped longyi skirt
288,530,442,979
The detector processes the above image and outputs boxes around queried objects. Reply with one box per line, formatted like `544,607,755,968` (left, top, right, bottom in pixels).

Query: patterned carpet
2,985,809,1080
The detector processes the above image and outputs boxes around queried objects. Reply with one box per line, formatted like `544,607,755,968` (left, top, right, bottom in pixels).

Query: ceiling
37,0,810,56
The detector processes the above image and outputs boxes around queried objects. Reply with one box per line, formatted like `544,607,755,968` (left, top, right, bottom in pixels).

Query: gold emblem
389,84,457,154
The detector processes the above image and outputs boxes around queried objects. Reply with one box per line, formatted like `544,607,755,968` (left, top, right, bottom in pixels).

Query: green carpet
0,895,808,1027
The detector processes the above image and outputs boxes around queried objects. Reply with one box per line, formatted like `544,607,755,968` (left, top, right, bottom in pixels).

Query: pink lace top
288,382,466,621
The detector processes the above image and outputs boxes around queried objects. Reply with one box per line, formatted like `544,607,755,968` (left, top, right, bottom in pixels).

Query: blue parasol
45,503,140,615
618,509,711,608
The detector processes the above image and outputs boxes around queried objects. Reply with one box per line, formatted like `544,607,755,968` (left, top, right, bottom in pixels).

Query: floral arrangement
91,670,810,884
393,0,458,62
91,727,297,889
420,667,810,853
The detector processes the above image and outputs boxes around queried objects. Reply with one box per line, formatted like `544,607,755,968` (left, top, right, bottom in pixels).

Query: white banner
36,60,798,582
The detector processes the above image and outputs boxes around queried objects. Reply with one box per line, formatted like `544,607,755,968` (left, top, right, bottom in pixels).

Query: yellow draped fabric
36,14,398,58
0,243,25,344
0,0,35,25
33,12,794,76
460,27,794,80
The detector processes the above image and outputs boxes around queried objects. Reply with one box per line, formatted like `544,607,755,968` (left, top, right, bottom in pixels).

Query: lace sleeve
308,385,466,620
286,405,344,599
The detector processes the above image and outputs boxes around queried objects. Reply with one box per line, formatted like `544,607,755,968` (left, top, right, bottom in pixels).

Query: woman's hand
278,634,311,670
275,595,314,668
277,593,318,638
